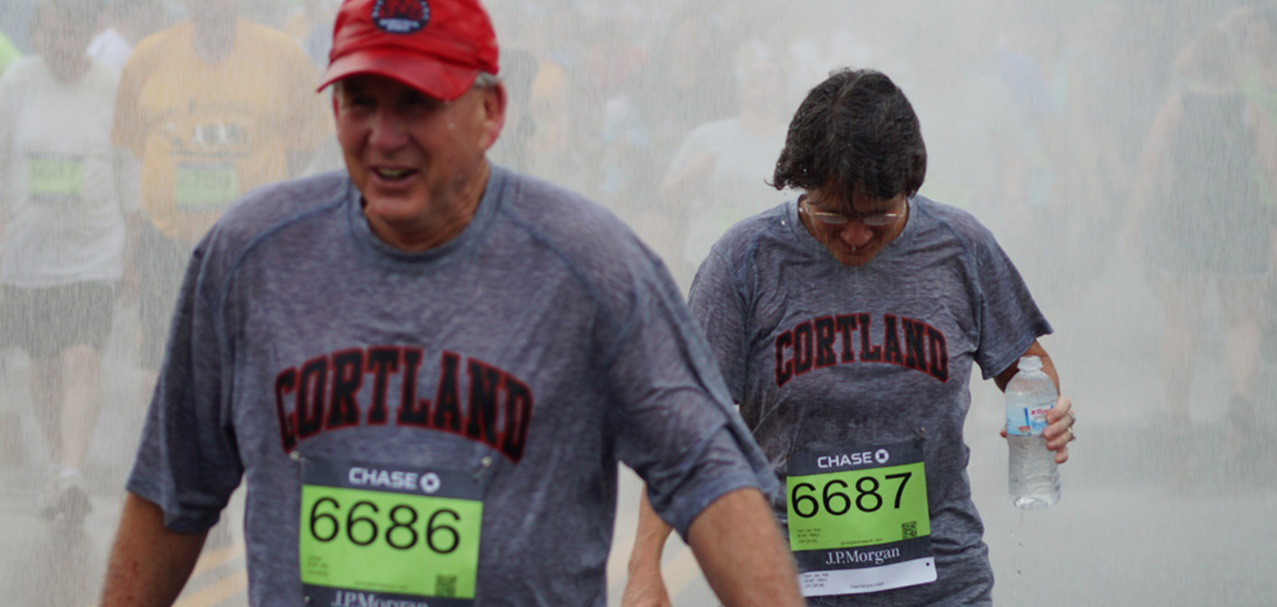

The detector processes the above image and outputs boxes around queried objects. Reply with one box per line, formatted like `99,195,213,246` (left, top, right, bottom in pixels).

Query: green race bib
27,154,84,204
175,162,237,208
299,457,486,607
786,440,936,596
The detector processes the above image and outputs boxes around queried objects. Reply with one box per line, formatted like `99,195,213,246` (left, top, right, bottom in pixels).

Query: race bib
27,153,84,204
299,456,486,607
175,162,237,208
786,440,935,596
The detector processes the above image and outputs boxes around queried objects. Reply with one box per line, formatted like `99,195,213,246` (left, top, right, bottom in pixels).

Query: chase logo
371,0,429,34
346,467,443,495
419,472,441,494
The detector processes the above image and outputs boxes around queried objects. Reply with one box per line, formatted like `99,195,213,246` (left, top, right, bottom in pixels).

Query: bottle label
1007,401,1053,436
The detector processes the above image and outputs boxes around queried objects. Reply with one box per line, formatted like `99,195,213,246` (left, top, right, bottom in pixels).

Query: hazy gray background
1,0,1275,605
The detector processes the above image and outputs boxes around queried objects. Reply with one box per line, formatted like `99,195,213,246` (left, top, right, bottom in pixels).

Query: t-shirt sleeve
125,238,244,533
971,227,1052,379
687,244,750,404
110,44,149,158
604,254,778,538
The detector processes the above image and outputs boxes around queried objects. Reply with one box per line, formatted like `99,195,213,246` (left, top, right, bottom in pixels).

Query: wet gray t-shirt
126,165,777,606
689,196,1051,606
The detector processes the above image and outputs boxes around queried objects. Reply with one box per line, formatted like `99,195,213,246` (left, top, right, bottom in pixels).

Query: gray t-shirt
126,165,777,607
688,196,1051,606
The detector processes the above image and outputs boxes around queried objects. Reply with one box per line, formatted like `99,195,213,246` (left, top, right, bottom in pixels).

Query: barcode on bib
436,574,457,597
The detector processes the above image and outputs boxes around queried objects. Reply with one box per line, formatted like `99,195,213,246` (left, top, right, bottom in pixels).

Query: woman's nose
837,221,875,249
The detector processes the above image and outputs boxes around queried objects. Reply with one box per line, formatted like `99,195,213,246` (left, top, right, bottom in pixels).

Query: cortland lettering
775,313,948,386
276,347,533,462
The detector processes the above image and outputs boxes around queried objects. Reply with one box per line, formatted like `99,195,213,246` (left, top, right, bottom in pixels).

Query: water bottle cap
1019,355,1042,370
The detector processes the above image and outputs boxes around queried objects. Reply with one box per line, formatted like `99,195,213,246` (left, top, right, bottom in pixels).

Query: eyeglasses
799,194,904,227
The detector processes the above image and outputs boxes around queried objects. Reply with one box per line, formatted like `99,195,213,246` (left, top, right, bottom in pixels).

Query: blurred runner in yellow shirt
112,0,329,373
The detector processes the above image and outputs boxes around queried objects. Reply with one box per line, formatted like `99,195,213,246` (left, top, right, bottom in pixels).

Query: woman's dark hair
772,69,927,201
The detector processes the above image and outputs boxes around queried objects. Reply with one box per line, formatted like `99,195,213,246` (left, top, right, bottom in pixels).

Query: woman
623,68,1076,607
1124,26,1277,483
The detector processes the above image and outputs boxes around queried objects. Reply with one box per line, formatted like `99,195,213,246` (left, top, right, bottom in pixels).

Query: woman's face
798,183,910,267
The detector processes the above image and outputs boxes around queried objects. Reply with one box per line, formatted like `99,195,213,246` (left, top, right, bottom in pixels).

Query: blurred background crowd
0,0,1274,605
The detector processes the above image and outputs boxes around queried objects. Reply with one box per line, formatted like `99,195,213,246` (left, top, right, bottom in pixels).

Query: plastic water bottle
1005,355,1060,509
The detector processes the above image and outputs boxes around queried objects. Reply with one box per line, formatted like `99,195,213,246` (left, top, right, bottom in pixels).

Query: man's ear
478,82,508,151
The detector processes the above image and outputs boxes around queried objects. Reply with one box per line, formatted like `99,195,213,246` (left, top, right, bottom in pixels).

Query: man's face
335,74,505,250
186,0,239,36
31,7,95,78
799,183,909,266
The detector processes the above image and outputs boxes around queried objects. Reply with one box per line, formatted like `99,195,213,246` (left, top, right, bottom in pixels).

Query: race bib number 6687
786,441,935,596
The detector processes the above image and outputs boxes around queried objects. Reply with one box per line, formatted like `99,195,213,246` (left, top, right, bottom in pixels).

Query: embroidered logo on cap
371,0,430,34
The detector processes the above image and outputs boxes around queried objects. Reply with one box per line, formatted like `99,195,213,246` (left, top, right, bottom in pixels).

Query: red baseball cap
317,0,500,101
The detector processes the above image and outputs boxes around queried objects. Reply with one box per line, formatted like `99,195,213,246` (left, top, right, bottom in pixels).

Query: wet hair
772,69,927,201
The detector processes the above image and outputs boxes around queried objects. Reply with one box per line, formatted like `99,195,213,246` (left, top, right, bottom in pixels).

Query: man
0,0,132,524
660,38,789,287
623,69,1077,607
99,1,804,606
111,0,329,379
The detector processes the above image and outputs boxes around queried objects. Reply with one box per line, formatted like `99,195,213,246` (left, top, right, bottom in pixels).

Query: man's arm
100,492,208,607
685,487,805,607
1119,95,1181,252
114,147,143,305
621,488,675,607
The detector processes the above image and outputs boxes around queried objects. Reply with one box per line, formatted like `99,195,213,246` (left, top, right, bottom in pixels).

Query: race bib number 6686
299,457,485,607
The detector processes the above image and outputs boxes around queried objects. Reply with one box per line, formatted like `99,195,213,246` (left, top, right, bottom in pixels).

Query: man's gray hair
330,71,501,99
473,72,501,89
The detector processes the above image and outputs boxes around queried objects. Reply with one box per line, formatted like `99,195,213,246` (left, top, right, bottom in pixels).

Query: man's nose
368,109,409,150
